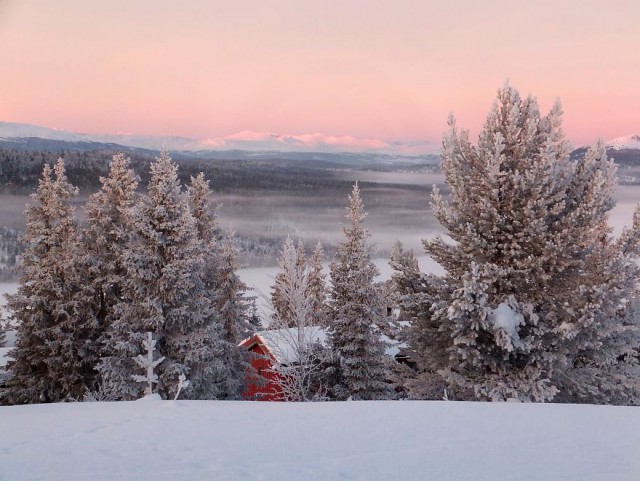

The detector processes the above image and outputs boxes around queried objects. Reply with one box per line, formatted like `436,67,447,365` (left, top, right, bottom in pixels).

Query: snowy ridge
606,134,640,150
0,121,197,151
0,121,439,156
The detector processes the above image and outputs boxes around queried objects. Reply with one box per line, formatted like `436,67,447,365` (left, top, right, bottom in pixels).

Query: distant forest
0,148,357,195
0,147,393,279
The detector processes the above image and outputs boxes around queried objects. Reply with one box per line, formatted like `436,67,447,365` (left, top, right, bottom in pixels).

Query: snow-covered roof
241,327,403,364
251,327,328,365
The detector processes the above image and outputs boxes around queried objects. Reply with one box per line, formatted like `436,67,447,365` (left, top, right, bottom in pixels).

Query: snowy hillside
1,399,638,481
607,134,640,151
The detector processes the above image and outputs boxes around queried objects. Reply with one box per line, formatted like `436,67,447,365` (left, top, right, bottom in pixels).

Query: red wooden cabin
239,327,404,401
239,333,284,401
239,327,329,401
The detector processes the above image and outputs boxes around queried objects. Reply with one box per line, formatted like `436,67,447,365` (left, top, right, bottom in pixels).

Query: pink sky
1,0,639,148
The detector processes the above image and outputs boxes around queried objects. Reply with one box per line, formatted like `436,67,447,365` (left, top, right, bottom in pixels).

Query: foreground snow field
1,400,639,481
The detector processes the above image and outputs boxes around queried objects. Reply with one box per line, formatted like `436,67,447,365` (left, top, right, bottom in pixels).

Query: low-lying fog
1,171,640,318
1,170,639,268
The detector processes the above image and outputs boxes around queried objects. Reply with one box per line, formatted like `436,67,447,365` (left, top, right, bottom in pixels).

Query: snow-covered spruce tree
328,183,391,400
99,151,224,400
383,240,419,336
390,240,449,399
3,159,94,404
307,241,328,327
295,239,306,269
268,236,328,401
386,239,419,325
216,230,252,339
188,173,247,399
0,317,6,348
81,154,139,390
271,239,307,328
188,172,222,243
390,239,419,275
398,84,640,403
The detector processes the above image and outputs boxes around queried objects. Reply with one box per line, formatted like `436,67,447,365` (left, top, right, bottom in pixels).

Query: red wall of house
241,338,283,401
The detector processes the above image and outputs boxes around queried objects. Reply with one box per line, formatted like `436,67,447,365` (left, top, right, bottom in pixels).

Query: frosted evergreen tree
328,183,391,400
397,84,640,403
390,239,419,273
131,332,165,396
307,241,328,327
271,237,310,330
295,239,306,271
3,159,93,403
273,239,327,328
0,318,6,348
268,236,328,401
188,173,247,399
81,154,139,388
390,240,449,399
271,238,303,328
188,172,222,243
99,151,224,400
379,240,417,334
387,239,419,323
216,231,251,339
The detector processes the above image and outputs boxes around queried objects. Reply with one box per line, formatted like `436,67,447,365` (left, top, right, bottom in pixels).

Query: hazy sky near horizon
1,0,638,147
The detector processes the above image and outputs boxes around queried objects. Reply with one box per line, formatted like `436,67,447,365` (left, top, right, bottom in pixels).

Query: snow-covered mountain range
0,121,438,158
2,120,639,166
569,135,640,167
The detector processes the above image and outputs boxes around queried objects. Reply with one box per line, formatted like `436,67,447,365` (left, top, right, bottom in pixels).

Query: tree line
0,147,354,195
2,84,640,405
0,150,394,404
2,153,251,403
265,84,640,404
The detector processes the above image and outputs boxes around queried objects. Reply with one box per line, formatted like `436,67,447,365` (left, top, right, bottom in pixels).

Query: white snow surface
1,400,639,481
607,135,640,150
489,303,522,336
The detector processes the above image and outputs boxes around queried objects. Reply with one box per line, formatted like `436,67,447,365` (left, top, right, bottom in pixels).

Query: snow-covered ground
1,399,638,481
1,197,640,481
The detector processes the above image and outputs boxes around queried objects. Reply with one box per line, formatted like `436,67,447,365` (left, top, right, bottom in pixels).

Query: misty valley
0,148,446,277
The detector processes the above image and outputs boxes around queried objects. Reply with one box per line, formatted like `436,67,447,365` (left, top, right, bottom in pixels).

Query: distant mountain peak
606,134,640,151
